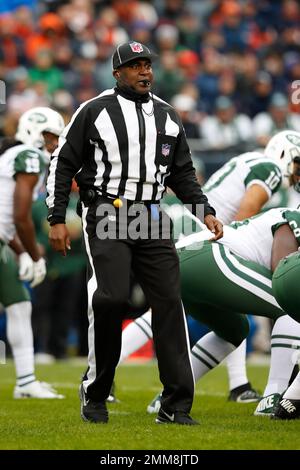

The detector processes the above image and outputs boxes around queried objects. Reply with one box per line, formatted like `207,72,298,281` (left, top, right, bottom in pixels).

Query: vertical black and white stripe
46,87,214,225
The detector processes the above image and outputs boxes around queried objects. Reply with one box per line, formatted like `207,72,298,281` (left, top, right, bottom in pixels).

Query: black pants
32,272,86,358
81,198,194,413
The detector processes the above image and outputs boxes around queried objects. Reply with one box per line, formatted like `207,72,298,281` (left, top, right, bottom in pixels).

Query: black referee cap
112,41,157,70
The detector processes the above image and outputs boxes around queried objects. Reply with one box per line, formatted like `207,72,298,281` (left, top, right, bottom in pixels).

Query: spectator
264,50,287,93
176,10,201,52
200,95,254,149
217,1,249,52
24,12,65,63
177,49,201,81
0,14,25,69
235,52,259,114
154,23,180,53
218,69,238,106
28,49,63,94
253,92,300,147
6,66,49,115
153,50,185,102
171,93,201,138
195,46,223,114
51,89,75,123
52,41,78,93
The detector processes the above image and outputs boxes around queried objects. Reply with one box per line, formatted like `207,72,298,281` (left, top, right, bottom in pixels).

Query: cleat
106,394,120,403
14,380,65,399
156,408,199,425
272,397,300,420
106,381,120,404
79,384,108,423
228,383,261,403
147,392,162,414
254,393,281,416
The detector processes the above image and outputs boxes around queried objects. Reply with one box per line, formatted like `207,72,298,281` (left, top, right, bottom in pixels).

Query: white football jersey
287,186,300,208
164,151,283,240
219,207,300,269
0,144,45,242
203,151,282,224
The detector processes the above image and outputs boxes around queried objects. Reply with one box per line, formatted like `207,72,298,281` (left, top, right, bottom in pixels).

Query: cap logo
28,112,47,124
130,42,144,53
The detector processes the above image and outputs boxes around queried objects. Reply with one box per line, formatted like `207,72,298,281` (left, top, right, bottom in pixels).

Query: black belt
79,188,158,208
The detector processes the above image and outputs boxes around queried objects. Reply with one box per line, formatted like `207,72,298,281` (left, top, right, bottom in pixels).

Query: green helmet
272,251,300,321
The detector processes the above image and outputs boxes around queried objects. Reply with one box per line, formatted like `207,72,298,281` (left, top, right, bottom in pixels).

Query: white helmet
264,130,300,182
15,107,65,150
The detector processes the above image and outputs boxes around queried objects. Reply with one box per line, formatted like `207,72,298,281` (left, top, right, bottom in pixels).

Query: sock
191,331,236,382
283,371,300,400
226,339,248,390
6,301,35,386
119,309,153,364
252,316,271,353
263,315,300,396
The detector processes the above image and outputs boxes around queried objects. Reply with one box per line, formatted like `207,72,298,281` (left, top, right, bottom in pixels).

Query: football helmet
264,130,300,189
272,251,300,321
15,107,64,151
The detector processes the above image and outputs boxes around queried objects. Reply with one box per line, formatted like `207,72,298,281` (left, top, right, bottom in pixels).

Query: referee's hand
204,214,223,241
49,223,71,257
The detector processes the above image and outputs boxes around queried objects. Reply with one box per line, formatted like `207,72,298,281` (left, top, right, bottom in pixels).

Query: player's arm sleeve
271,210,300,244
165,125,215,219
244,162,282,199
282,210,300,245
46,105,90,225
13,149,44,177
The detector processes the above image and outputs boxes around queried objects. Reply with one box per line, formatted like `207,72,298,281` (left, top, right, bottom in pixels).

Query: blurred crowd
1,0,300,150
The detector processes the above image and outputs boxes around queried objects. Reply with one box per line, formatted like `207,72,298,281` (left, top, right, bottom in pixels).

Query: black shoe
155,408,199,425
79,384,109,423
228,382,261,403
272,397,300,420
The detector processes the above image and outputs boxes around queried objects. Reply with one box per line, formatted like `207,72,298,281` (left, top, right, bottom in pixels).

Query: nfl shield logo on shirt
130,42,144,53
162,143,171,157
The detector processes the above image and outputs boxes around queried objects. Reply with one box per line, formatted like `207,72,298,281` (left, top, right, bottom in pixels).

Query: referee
46,41,223,425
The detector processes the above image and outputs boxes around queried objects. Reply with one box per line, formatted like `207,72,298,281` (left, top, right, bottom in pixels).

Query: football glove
30,257,47,288
19,252,34,281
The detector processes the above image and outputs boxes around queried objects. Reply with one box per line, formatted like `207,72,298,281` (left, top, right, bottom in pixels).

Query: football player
120,130,300,406
0,107,65,398
148,204,300,420
270,251,300,420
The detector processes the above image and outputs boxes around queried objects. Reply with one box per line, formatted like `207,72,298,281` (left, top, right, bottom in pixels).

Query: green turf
0,360,300,450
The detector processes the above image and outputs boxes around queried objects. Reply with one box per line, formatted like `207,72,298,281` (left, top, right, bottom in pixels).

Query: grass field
1,359,300,450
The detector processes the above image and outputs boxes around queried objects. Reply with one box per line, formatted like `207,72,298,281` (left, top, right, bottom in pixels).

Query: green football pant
179,241,283,346
0,241,30,307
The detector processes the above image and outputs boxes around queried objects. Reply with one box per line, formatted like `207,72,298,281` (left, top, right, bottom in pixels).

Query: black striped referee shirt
46,86,215,224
